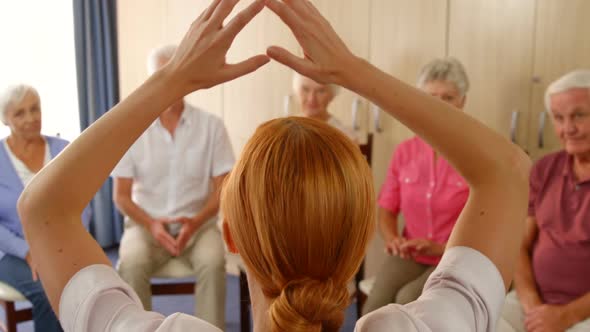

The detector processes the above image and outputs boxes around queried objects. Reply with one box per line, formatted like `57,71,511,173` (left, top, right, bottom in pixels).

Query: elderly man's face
4,91,42,140
550,88,590,156
297,76,334,119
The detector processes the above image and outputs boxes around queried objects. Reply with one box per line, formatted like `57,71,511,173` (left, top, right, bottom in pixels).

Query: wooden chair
151,257,253,332
0,281,32,332
150,258,196,296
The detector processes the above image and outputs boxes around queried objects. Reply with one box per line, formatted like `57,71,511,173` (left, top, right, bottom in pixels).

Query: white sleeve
355,246,505,332
59,265,220,332
405,246,506,332
111,148,135,179
210,119,234,177
59,264,163,332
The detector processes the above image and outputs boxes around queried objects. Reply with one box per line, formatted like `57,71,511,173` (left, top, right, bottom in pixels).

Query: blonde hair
221,117,375,332
417,57,470,96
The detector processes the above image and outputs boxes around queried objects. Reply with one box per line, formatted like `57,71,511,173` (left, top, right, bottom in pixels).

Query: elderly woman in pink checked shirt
363,57,471,314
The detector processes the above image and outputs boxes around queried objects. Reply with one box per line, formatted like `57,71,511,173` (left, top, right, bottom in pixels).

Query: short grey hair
544,69,590,112
417,57,470,96
292,72,341,96
0,84,39,125
147,44,177,75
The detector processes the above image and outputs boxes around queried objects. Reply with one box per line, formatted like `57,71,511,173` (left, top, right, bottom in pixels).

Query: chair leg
239,271,251,332
0,301,17,332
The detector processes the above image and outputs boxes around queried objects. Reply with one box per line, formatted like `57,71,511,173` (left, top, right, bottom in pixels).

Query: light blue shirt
0,136,92,261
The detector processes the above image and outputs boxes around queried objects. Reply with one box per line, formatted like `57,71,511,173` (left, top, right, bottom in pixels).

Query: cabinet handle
538,111,547,148
372,104,383,133
510,110,520,143
352,97,361,130
283,95,291,117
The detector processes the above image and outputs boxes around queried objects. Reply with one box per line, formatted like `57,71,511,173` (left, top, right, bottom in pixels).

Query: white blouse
59,247,504,332
3,139,51,186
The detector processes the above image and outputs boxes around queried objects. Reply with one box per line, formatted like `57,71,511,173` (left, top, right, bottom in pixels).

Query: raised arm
17,0,269,312
266,0,530,289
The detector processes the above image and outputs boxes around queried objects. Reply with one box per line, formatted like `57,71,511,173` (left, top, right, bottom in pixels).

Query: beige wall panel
366,0,448,278
117,0,166,99
448,0,536,151
527,0,590,160
222,0,299,155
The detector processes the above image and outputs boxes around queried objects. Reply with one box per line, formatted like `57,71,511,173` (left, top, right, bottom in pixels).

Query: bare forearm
192,175,226,226
193,191,221,227
339,58,530,288
565,293,590,325
378,208,399,242
115,198,153,229
19,70,184,221
514,249,542,310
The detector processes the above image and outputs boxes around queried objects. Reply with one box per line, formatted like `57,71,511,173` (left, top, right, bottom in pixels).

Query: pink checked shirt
378,137,469,265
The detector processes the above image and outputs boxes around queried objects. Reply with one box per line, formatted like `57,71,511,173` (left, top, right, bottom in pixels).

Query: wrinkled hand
163,0,270,94
525,304,574,332
174,217,203,254
399,238,444,258
385,236,406,257
265,0,357,86
25,252,39,281
149,218,179,256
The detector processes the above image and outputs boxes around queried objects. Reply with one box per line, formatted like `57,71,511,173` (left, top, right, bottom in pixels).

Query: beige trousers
362,254,435,315
497,291,590,332
117,219,226,329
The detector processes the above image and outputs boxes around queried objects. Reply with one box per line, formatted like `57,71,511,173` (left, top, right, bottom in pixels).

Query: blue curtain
73,0,123,247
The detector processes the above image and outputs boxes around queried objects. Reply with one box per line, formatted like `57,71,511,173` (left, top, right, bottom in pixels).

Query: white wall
0,1,80,141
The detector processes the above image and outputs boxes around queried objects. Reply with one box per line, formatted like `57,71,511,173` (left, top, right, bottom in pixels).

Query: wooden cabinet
447,0,536,150
527,0,590,160
310,1,371,142
366,0,449,278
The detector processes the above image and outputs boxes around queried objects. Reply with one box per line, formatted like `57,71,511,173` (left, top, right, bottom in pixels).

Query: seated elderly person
292,72,357,142
0,84,91,332
362,57,471,315
111,45,233,329
498,70,590,332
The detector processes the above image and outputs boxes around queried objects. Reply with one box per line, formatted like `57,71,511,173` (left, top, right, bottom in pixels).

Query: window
0,1,80,141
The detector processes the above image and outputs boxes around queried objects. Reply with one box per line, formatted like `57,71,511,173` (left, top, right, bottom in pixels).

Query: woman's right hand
385,236,407,258
265,0,358,87
163,0,270,95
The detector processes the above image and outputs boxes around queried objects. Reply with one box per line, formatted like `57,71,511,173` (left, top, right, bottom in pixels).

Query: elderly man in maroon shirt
499,70,590,332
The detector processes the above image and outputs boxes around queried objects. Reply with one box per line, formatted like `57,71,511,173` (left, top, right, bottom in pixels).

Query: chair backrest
359,133,374,167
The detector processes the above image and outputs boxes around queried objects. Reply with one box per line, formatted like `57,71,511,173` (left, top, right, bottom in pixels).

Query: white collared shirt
111,104,234,220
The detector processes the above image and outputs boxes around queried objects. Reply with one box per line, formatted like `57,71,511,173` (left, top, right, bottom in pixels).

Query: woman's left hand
164,0,270,94
400,238,445,257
